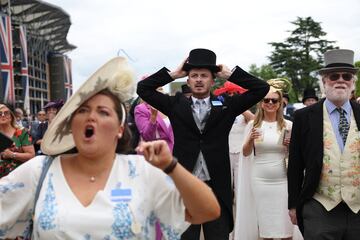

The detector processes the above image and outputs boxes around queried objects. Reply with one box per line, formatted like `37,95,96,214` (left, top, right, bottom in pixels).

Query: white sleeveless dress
251,120,293,238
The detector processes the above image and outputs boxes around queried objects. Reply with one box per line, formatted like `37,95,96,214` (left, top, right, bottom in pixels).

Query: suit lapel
178,96,201,134
350,101,360,130
203,96,226,133
309,100,324,165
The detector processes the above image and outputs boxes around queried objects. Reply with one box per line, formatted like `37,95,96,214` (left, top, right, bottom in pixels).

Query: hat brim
41,57,135,156
318,67,358,75
183,63,220,73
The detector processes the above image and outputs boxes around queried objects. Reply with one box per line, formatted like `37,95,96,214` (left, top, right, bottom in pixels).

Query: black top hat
181,84,191,94
319,49,358,74
302,88,318,103
182,48,220,73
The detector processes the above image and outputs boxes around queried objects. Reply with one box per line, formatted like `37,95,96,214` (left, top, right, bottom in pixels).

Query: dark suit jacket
137,66,269,231
287,99,360,232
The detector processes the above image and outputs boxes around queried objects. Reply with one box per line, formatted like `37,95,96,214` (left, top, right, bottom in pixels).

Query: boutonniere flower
217,95,225,103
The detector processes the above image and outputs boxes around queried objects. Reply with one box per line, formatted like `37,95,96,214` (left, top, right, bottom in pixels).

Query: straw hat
41,57,135,155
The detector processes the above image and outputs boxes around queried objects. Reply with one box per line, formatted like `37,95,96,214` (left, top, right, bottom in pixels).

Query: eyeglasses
0,111,11,117
263,98,280,104
328,73,353,81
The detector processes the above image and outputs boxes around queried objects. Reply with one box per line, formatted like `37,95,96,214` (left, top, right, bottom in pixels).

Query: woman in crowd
135,88,174,240
0,57,220,240
0,103,35,178
135,87,174,152
234,79,302,240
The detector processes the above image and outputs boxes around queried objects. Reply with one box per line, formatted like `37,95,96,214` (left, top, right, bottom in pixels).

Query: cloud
46,0,360,91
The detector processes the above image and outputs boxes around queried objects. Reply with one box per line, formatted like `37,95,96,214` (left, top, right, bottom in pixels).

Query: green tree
211,77,226,92
249,64,278,80
355,61,360,98
268,16,337,100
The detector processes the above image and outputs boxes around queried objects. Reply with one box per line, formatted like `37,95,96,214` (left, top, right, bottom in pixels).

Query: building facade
0,0,75,115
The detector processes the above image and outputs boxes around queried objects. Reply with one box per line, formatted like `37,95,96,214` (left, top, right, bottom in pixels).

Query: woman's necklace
89,176,96,182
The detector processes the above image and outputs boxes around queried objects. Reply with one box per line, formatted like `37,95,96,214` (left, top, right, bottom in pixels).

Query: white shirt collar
191,96,211,106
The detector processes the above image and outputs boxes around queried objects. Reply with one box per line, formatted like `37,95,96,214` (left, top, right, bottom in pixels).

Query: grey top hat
319,49,358,74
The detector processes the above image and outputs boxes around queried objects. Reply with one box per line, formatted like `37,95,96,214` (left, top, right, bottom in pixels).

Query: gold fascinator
267,78,292,93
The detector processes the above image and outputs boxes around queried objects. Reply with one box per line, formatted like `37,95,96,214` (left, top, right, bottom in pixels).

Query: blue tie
196,100,206,122
337,108,349,145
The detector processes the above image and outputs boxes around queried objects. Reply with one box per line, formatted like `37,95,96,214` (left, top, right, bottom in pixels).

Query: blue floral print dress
0,154,189,239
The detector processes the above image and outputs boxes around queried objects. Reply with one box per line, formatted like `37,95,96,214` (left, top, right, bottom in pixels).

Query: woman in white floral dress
0,57,220,240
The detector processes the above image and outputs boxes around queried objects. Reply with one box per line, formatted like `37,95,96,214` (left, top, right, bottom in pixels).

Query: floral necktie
337,108,349,145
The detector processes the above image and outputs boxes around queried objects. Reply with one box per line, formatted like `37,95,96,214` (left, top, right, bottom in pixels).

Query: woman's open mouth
84,125,95,139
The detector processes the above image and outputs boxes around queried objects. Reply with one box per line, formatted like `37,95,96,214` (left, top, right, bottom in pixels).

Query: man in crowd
181,83,192,98
14,108,29,128
30,110,47,155
288,49,360,239
283,93,295,121
137,48,269,240
302,88,319,107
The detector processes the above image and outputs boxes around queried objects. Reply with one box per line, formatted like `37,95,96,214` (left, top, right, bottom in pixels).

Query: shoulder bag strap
25,156,54,239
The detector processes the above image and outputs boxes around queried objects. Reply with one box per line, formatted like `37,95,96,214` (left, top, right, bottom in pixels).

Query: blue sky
47,0,360,92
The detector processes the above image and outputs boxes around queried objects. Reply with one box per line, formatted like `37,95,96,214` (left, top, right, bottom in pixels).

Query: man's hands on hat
215,64,232,80
169,58,188,80
170,59,232,80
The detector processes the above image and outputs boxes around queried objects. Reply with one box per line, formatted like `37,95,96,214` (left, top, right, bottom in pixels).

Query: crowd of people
0,48,359,240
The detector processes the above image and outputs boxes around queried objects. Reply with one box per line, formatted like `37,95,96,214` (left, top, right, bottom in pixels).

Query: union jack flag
19,25,29,112
0,14,14,104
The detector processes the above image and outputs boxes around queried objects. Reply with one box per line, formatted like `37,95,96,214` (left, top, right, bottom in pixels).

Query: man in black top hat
288,49,360,239
137,48,269,239
302,88,319,107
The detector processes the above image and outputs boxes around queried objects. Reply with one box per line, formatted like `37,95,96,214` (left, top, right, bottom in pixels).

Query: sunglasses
0,111,11,117
263,98,280,104
328,73,353,81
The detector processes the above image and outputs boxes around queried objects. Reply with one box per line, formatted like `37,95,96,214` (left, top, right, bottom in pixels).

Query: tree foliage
355,61,360,98
211,77,226,92
249,64,278,81
268,16,337,99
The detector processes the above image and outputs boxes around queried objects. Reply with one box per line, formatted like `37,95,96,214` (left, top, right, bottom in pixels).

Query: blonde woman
235,85,298,240
0,103,35,178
